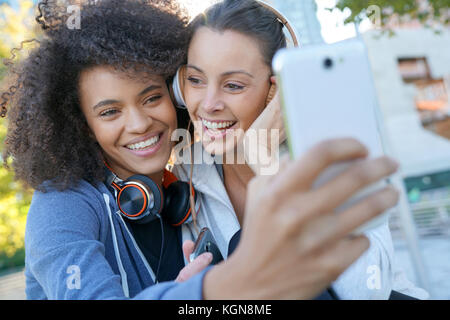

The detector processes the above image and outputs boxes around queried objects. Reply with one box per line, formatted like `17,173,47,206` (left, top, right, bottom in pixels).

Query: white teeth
127,135,160,150
202,119,235,130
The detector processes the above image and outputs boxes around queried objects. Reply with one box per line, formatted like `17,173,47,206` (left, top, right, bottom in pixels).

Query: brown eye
225,83,244,91
187,76,202,85
144,95,162,105
100,109,118,117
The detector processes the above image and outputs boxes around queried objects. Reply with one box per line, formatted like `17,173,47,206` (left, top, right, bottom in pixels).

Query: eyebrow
138,84,162,97
92,85,162,111
92,99,120,111
186,64,254,78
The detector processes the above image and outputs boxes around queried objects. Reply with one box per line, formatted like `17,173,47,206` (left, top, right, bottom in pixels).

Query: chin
135,165,165,178
133,156,169,176
203,140,240,161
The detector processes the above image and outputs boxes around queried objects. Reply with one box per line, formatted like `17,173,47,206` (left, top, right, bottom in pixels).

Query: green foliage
0,248,25,271
333,0,450,28
0,0,36,272
0,118,33,271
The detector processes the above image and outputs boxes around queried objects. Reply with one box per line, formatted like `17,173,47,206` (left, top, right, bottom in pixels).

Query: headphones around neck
172,0,300,109
104,163,200,226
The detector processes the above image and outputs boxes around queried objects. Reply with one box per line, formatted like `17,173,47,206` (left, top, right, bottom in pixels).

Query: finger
293,185,398,252
175,252,213,283
273,138,369,194
182,240,195,262
314,156,399,212
332,185,399,239
317,235,370,281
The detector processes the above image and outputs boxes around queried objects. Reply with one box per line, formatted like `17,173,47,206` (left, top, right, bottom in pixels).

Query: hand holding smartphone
273,39,394,235
189,227,224,265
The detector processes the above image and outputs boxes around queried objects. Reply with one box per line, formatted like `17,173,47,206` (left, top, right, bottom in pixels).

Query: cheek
91,122,121,151
234,90,267,130
151,98,178,128
165,106,178,129
184,88,201,116
154,101,179,145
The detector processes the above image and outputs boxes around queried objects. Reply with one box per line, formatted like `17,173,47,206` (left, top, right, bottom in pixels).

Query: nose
125,105,153,133
201,86,225,114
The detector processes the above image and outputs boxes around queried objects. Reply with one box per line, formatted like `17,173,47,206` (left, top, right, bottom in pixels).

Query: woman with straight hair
172,0,428,299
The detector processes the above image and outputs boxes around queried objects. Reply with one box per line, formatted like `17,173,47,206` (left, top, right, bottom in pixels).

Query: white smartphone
273,39,391,235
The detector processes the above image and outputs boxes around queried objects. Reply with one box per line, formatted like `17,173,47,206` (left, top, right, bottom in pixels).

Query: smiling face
79,66,177,182
184,27,272,156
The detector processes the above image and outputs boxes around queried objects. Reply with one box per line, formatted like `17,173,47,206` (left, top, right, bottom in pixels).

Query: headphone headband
104,161,124,192
256,0,300,47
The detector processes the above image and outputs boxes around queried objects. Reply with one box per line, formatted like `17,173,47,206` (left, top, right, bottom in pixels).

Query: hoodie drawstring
103,193,130,298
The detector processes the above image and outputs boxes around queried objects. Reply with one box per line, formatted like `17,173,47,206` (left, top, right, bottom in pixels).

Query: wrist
202,254,251,300
203,261,233,299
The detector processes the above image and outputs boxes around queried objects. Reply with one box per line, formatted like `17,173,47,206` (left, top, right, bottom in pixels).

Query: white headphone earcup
172,66,187,109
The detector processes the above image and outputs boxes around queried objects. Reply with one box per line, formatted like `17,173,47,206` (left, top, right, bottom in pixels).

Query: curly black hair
1,0,192,192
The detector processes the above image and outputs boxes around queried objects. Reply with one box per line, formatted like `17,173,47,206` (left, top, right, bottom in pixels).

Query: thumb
182,240,195,262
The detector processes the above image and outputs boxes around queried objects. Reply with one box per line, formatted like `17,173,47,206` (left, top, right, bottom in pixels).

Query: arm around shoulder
25,185,125,299
25,184,214,300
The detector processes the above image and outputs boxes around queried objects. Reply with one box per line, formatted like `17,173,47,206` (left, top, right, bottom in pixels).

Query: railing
390,197,450,238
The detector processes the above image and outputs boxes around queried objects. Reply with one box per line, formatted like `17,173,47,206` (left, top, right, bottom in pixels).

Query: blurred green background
0,0,37,272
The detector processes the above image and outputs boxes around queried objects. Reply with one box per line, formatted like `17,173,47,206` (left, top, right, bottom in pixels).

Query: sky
315,0,357,43
316,0,375,43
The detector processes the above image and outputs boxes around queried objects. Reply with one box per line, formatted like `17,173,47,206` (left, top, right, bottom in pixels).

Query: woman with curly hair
1,0,214,299
1,0,396,300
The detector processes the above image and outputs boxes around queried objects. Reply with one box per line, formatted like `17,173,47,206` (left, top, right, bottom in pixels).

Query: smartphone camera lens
323,57,334,69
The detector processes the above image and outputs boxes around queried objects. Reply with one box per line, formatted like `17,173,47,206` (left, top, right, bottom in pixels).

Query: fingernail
391,160,400,171
203,252,213,262
382,157,399,171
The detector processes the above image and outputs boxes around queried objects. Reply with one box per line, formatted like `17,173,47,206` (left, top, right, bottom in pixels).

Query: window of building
398,57,431,83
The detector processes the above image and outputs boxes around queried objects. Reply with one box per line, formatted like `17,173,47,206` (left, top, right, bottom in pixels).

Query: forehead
79,66,165,95
188,27,267,72
80,66,163,86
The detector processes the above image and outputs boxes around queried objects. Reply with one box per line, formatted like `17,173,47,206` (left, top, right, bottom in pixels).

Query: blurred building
361,17,450,297
265,0,323,46
362,27,450,238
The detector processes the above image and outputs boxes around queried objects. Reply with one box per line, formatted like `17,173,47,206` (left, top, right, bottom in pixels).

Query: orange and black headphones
104,163,200,226
172,0,300,109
